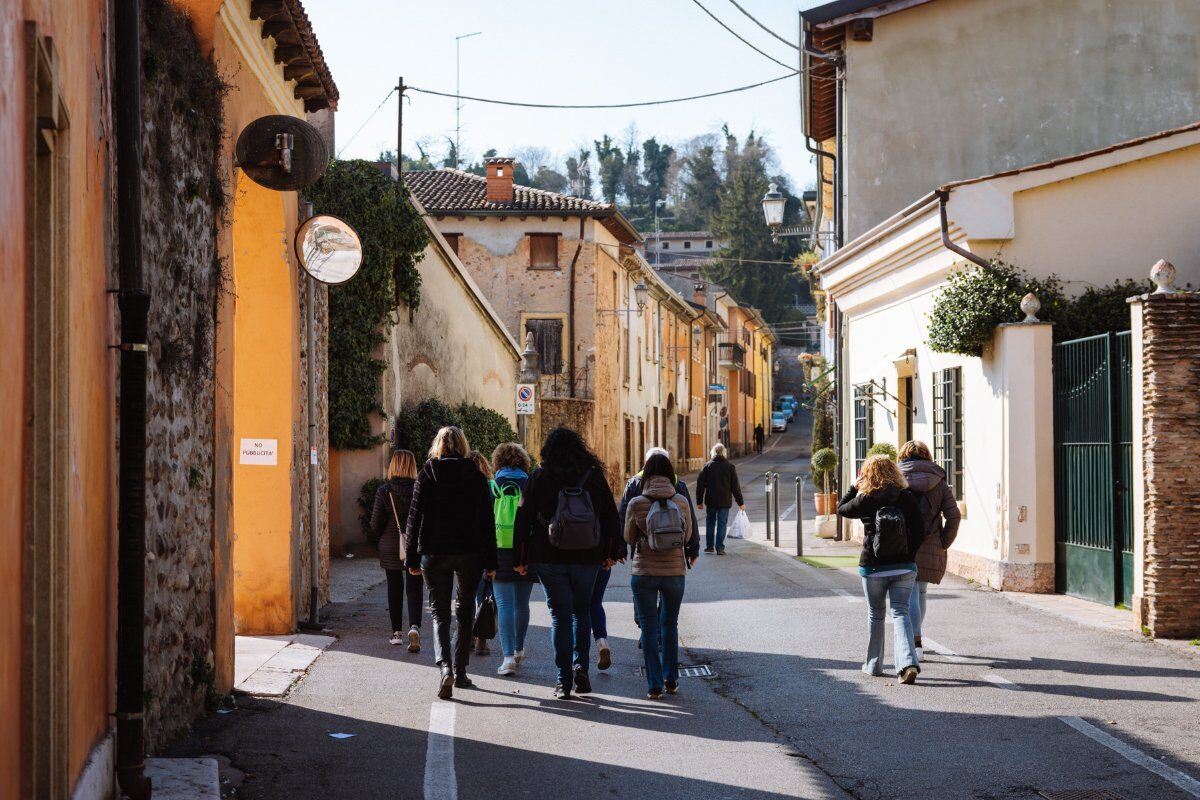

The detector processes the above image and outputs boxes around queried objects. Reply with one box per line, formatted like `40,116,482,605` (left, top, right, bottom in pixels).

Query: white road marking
832,587,863,603
424,702,457,800
920,637,971,664
983,673,1018,688
779,502,797,521
1059,716,1200,798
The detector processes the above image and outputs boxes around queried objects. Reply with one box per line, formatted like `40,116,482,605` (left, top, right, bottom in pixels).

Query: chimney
485,157,515,203
693,282,708,306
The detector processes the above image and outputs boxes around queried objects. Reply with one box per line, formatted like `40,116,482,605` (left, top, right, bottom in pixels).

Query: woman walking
405,427,497,700
897,441,961,656
468,450,496,657
490,443,534,676
624,452,698,699
837,454,926,684
513,427,620,699
370,450,422,652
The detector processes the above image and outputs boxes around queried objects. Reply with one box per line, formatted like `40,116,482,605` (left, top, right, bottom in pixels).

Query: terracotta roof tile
403,168,616,214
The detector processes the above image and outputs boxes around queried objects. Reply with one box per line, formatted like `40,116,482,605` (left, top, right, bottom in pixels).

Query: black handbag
472,592,498,641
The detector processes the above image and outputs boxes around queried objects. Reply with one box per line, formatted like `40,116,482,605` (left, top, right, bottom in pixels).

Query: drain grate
632,664,715,678
1039,791,1127,800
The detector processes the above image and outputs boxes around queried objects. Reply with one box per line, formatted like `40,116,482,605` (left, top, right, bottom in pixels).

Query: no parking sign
516,383,536,416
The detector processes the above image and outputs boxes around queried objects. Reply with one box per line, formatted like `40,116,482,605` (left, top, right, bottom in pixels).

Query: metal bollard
772,472,781,547
764,472,773,542
795,475,804,558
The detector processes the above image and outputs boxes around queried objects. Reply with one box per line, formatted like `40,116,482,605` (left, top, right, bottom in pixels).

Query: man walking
753,423,765,454
695,443,745,555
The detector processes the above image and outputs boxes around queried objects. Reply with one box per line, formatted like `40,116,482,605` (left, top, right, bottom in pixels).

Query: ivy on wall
392,399,517,462
304,160,428,449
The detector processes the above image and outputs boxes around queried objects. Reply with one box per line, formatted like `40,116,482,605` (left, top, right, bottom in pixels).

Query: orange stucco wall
229,171,299,635
1,5,27,797
4,0,118,793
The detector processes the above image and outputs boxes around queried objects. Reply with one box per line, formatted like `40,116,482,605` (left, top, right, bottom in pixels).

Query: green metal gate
1052,331,1133,606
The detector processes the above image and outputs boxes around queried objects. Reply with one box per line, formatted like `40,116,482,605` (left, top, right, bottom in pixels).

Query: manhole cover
632,664,715,678
1039,791,1126,800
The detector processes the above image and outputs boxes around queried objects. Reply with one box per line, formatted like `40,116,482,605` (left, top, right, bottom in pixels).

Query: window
661,241,670,250
528,233,559,269
933,367,964,499
443,233,461,256
525,318,563,374
853,383,875,475
705,240,713,249
622,328,630,385
901,376,915,443
683,240,692,249
637,337,643,386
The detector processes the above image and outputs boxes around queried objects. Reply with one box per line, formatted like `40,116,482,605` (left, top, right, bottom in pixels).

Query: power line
336,86,397,158
406,70,801,110
689,0,792,70
725,0,800,50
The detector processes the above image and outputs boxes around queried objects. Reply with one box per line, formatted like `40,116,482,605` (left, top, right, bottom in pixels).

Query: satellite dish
294,215,363,285
235,115,329,192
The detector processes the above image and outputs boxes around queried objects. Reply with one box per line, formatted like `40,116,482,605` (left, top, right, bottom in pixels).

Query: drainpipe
114,0,152,797
937,189,989,269
566,216,584,397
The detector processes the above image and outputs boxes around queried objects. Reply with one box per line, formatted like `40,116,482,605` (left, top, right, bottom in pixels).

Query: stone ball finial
1150,259,1177,294
1020,292,1041,323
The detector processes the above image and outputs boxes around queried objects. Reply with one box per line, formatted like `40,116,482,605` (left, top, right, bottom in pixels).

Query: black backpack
547,468,602,550
872,504,909,562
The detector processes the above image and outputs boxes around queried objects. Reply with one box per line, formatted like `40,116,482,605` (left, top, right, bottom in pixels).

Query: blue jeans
493,580,534,657
705,506,730,550
909,580,928,639
861,572,919,675
590,566,611,640
537,563,601,685
631,574,686,692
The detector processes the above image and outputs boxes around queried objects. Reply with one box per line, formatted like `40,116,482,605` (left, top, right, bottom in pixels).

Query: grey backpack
547,468,602,550
644,497,685,552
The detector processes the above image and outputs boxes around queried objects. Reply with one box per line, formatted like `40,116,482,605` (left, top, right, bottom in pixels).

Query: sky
305,0,826,193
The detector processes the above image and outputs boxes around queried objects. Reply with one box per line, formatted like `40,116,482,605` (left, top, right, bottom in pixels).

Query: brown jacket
899,458,962,584
623,476,695,577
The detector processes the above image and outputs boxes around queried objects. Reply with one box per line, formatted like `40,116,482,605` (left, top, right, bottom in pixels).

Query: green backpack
491,479,522,549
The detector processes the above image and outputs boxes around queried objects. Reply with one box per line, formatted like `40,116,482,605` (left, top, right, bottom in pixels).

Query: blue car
771,411,789,432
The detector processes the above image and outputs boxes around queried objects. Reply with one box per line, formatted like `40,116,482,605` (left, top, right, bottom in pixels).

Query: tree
676,145,721,230
642,137,675,211
530,166,569,193
594,135,625,204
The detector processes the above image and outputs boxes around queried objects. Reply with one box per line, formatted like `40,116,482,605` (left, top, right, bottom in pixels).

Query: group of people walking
371,425,742,700
837,440,961,684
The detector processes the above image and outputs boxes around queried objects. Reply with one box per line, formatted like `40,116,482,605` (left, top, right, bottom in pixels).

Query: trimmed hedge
392,399,517,462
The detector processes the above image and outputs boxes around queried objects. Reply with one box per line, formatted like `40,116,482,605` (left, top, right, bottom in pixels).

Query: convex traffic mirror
294,215,363,285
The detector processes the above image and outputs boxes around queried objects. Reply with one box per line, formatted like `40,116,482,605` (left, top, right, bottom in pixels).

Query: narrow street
172,425,1200,800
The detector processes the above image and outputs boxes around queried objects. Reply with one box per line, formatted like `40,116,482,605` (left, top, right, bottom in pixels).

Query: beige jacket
623,476,693,577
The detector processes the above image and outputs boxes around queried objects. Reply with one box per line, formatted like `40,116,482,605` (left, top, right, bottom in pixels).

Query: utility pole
455,32,482,169
396,75,404,173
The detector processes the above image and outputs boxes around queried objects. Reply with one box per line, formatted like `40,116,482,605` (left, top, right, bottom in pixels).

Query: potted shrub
810,448,838,516
866,442,898,461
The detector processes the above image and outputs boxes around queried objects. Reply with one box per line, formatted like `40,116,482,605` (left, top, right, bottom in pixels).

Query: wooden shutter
443,233,461,256
529,234,559,269
525,318,563,374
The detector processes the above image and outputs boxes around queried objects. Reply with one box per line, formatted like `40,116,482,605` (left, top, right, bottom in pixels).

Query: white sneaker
388,631,404,645
515,650,524,665
497,657,518,676
915,647,924,659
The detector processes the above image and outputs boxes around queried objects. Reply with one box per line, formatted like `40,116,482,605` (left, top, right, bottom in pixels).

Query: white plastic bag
726,508,751,540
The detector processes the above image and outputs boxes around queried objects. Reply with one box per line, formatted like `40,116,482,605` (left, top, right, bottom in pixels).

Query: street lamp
634,282,649,312
761,182,786,228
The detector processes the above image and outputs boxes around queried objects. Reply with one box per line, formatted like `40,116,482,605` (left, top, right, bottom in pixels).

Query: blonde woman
837,454,926,684
897,441,961,655
404,426,498,699
370,449,422,651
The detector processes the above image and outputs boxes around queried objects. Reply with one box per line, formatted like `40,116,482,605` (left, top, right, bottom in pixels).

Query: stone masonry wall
1139,293,1200,638
138,0,226,749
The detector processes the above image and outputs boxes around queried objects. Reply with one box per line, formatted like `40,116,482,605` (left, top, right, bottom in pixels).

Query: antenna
455,31,482,169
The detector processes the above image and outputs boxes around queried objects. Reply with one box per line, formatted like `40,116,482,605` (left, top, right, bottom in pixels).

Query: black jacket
837,485,926,569
370,476,414,571
695,457,744,508
404,457,498,570
616,474,699,562
493,470,537,583
513,465,620,567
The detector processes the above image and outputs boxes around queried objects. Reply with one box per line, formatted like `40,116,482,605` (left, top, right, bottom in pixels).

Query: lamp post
455,31,482,169
761,181,827,245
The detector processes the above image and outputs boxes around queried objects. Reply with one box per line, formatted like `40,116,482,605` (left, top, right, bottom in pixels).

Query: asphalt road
175,425,1200,800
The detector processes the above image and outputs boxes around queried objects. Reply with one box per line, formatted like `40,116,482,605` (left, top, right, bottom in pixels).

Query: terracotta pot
814,492,836,516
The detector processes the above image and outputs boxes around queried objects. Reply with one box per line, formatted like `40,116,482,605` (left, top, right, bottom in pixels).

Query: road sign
516,383,536,416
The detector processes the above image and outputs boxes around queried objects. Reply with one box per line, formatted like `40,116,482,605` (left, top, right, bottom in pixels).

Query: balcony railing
541,366,593,400
717,341,745,369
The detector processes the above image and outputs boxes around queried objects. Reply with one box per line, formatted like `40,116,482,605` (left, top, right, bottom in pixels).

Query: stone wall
1135,292,1200,638
138,0,226,749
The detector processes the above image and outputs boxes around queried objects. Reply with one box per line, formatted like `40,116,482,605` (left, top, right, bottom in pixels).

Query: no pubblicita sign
516,384,536,416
